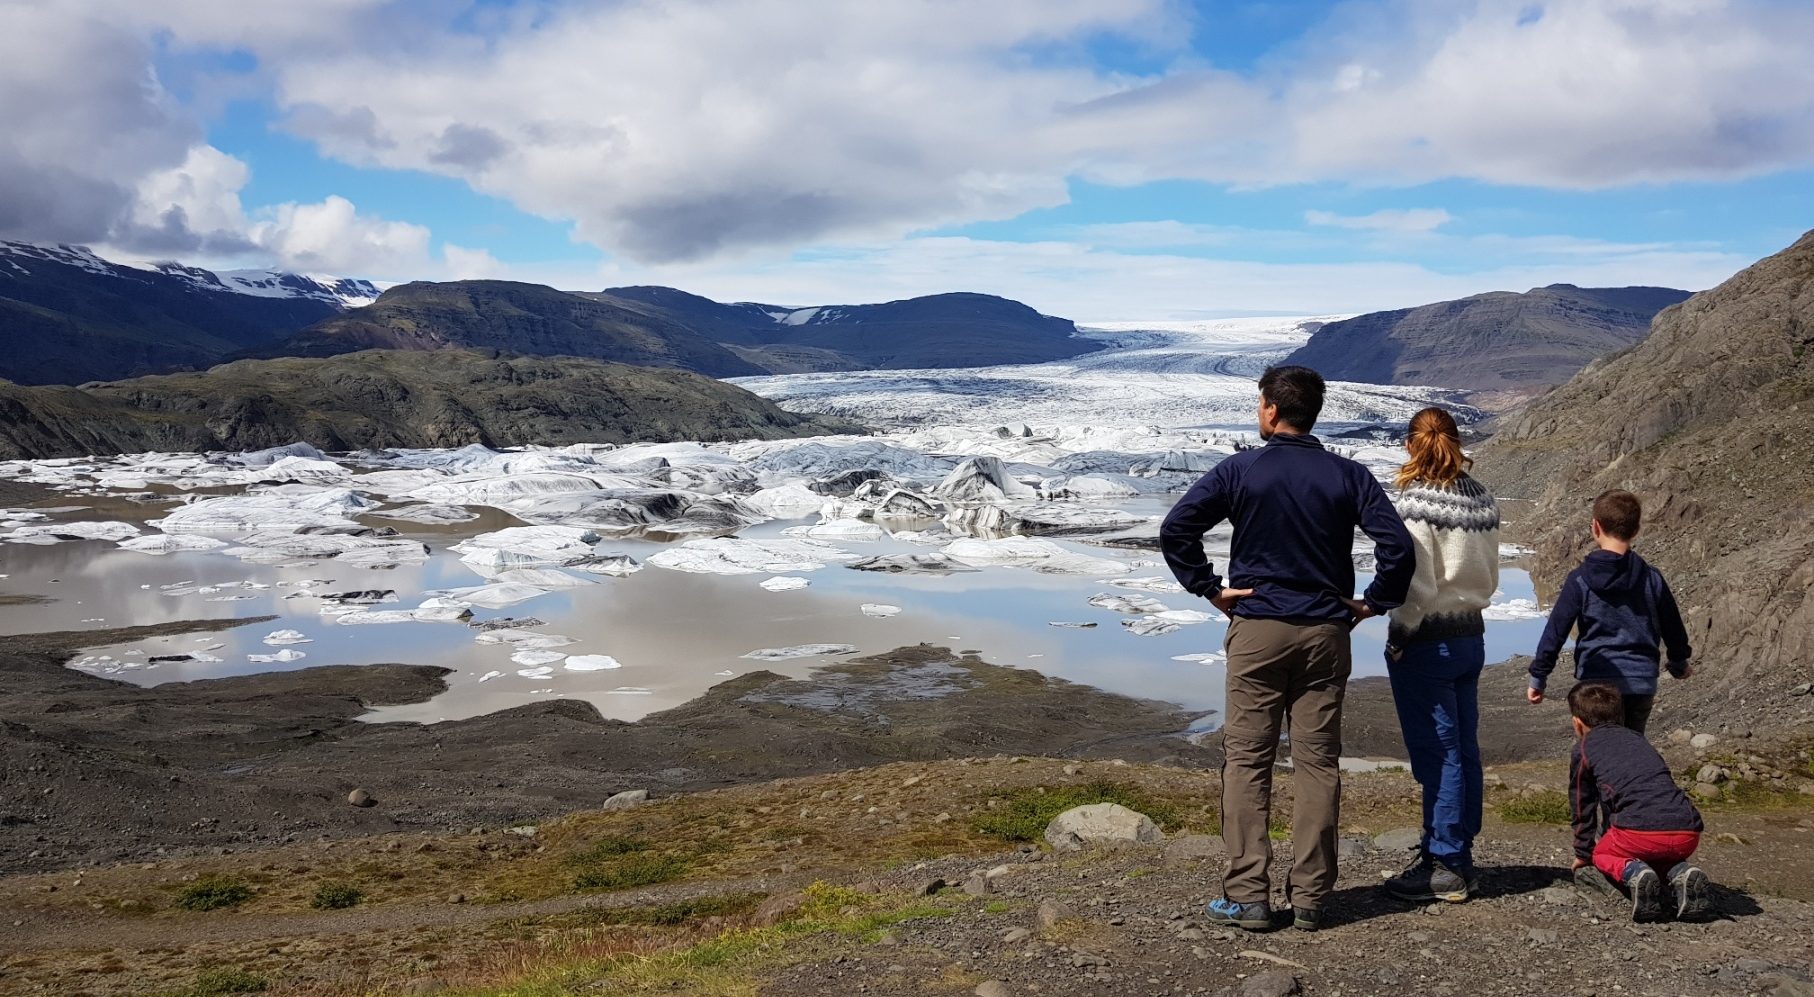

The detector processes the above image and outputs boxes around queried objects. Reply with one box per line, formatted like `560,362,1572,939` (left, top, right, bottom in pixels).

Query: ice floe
248,649,307,663
648,537,858,575
1,521,142,543
117,534,228,555
846,553,977,574
563,655,623,671
1087,593,1170,615
262,629,312,645
944,537,1129,575
759,576,811,592
860,603,903,618
741,643,860,660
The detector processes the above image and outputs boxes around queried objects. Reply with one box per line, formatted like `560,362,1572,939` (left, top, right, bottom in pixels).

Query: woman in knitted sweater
1380,406,1501,904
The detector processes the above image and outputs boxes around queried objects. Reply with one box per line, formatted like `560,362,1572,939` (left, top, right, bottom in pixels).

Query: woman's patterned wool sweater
1387,472,1502,650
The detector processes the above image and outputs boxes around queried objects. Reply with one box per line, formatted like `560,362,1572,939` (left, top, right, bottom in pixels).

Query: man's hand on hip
1210,588,1253,618
1341,597,1376,625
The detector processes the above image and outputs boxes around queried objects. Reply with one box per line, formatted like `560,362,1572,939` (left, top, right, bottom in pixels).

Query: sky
2,0,1812,320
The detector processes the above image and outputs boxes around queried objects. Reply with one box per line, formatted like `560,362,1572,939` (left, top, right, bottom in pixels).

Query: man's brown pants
1220,616,1352,911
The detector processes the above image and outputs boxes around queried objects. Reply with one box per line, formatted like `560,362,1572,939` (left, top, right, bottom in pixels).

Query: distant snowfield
735,316,1470,430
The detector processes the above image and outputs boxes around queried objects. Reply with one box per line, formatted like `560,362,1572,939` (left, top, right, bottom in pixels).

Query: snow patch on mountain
0,240,383,309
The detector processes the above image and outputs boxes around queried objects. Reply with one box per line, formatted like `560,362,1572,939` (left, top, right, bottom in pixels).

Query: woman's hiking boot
1668,863,1713,921
1205,897,1273,931
1291,907,1322,932
1627,862,1666,923
1383,852,1470,903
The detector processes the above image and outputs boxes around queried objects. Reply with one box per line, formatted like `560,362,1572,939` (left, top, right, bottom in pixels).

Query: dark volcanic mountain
1283,284,1692,404
251,280,765,377
0,349,857,459
1474,230,1814,731
0,242,373,385
597,286,1098,373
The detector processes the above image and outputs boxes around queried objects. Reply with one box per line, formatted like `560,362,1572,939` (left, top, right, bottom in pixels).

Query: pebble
347,788,375,808
975,983,1012,997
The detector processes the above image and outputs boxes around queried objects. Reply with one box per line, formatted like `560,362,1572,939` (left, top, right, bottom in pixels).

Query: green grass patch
570,835,652,862
1500,791,1572,825
584,893,764,927
170,967,267,995
310,881,364,910
174,877,254,912
573,853,690,892
971,781,1184,843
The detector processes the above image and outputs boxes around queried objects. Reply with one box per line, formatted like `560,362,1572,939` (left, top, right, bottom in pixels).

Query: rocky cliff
1475,231,1814,731
0,349,858,459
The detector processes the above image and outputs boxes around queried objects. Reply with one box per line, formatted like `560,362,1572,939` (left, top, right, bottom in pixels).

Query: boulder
347,788,375,808
602,790,649,810
1043,803,1164,852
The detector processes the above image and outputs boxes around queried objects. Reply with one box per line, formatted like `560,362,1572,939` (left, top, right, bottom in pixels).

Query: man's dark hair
1258,365,1326,432
1568,681,1626,729
1592,489,1642,541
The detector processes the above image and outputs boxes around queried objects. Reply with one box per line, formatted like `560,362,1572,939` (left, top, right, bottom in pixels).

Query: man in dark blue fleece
1528,489,1693,734
1162,365,1415,932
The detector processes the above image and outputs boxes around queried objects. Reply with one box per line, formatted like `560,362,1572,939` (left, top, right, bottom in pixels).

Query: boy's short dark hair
1592,489,1642,541
1258,365,1326,431
1568,681,1626,728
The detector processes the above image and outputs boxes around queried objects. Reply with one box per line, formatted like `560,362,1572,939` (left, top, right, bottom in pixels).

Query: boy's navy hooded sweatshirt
1160,432,1415,621
1530,550,1691,696
1571,722,1703,861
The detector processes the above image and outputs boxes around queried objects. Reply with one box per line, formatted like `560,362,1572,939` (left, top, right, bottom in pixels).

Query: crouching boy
1568,682,1711,922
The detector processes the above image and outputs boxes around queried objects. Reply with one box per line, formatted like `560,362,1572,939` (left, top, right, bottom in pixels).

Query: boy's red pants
1593,827,1701,882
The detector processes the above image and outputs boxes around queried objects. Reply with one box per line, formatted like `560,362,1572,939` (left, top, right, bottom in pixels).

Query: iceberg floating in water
944,536,1129,575
563,654,623,671
759,576,811,592
648,536,858,575
860,603,903,618
248,648,307,663
1087,592,1170,615
117,534,227,555
262,629,312,645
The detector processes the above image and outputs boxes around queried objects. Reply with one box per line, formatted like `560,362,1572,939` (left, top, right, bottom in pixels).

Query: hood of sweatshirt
1580,549,1650,596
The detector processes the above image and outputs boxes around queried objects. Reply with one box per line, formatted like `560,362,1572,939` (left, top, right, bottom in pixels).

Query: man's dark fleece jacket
1531,550,1692,696
1571,722,1704,861
1160,432,1415,621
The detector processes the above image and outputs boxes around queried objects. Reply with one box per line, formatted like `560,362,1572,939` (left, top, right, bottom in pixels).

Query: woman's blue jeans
1387,636,1486,874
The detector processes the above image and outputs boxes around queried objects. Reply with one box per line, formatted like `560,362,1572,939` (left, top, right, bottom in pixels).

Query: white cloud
248,0,1814,262
245,195,432,276
1304,208,1453,233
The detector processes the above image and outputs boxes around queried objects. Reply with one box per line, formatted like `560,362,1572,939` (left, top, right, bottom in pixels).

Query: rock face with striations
1475,230,1814,730
1283,284,1691,407
0,349,859,459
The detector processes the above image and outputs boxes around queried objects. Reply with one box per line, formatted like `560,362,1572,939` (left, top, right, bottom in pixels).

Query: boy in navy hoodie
1528,490,1693,733
1566,682,1709,922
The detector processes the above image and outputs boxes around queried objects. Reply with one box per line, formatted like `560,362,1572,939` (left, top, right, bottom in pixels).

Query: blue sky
7,0,1813,319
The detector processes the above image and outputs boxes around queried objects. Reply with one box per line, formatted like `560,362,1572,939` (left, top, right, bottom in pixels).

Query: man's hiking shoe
1627,863,1666,923
1668,863,1713,921
1383,854,1471,903
1291,907,1322,932
1205,897,1272,931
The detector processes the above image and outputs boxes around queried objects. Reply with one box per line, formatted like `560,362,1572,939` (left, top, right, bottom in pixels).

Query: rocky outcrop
1284,284,1691,405
1475,230,1814,731
0,349,860,459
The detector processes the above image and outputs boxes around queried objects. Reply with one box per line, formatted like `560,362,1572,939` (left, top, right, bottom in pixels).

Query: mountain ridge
1282,283,1693,409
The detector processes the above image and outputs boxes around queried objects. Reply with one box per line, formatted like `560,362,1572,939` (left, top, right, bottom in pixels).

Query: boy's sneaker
1291,907,1322,932
1383,853,1471,903
1626,862,1666,923
1205,897,1273,931
1667,863,1713,921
